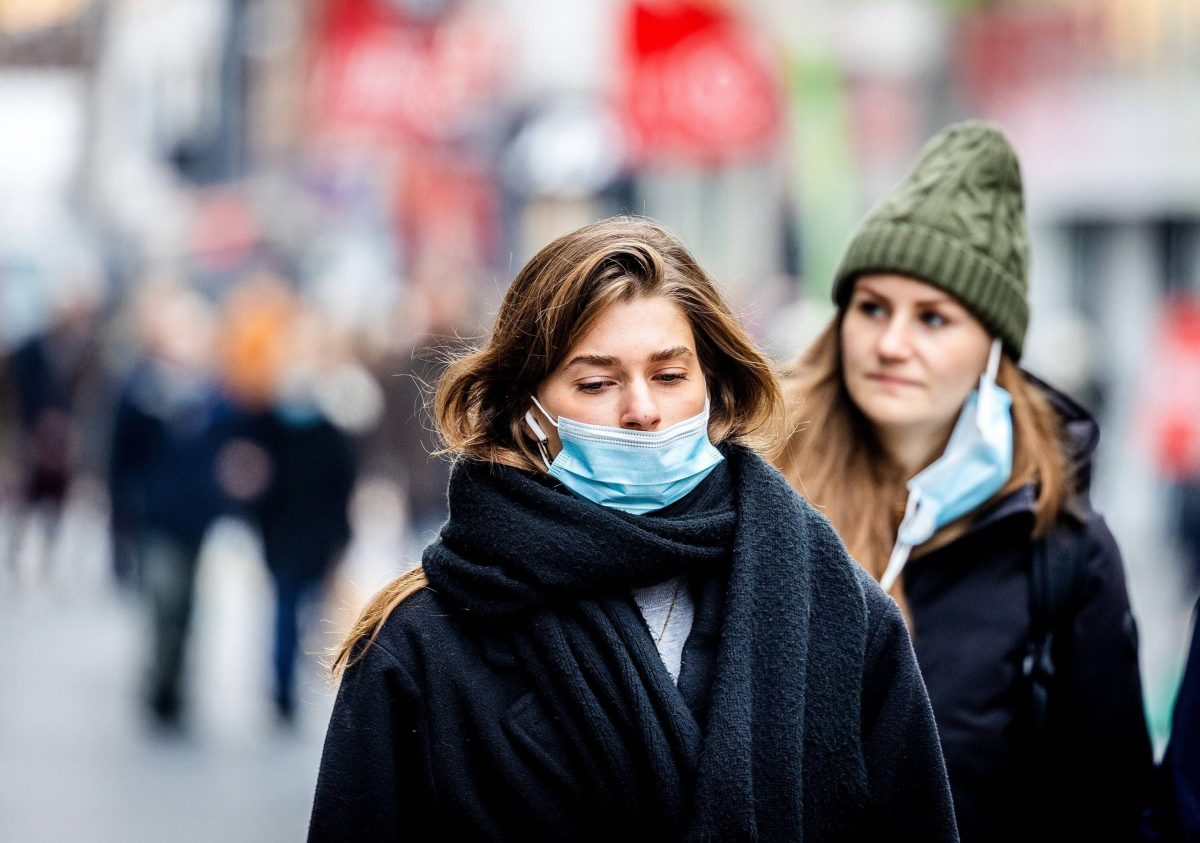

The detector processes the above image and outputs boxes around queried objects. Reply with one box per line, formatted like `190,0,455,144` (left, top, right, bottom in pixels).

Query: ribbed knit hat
832,121,1030,357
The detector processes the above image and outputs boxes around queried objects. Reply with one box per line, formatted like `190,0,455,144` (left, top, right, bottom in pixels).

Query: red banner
620,1,782,166
308,0,505,145
1143,295,1200,479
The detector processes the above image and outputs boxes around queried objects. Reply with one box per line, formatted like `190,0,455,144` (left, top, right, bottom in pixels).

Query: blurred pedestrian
108,284,233,727
233,306,358,723
364,271,472,555
773,121,1153,842
4,283,101,583
239,403,355,723
309,217,959,840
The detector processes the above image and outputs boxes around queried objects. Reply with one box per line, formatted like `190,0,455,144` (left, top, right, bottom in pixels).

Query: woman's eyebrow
563,353,620,371
562,347,693,371
857,284,951,308
854,284,889,302
648,346,693,363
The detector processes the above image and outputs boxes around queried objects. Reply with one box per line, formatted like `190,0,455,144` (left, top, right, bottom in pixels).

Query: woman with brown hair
308,216,958,840
773,122,1153,842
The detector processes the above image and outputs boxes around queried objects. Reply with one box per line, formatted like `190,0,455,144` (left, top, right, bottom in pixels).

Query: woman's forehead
560,296,696,368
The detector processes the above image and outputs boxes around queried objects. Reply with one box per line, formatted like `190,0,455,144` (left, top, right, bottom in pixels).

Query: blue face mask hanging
523,395,725,515
880,339,1014,591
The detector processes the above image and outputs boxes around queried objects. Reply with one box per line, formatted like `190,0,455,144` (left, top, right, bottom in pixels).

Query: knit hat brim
832,220,1029,358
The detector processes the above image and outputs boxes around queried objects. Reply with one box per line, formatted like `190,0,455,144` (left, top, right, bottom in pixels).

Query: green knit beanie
832,120,1030,358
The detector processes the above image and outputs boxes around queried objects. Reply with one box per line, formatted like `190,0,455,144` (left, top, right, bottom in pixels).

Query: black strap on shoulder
1023,523,1091,731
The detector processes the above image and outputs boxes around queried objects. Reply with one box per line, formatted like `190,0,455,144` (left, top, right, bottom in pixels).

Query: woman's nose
621,383,662,430
876,316,912,360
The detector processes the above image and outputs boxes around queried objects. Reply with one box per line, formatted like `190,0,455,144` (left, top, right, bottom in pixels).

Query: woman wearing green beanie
773,121,1153,842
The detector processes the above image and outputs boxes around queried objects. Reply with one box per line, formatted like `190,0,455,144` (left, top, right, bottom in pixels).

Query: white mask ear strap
529,395,558,429
525,398,556,471
524,410,548,443
535,439,552,470
880,542,912,593
881,489,922,592
985,338,1003,383
523,411,552,470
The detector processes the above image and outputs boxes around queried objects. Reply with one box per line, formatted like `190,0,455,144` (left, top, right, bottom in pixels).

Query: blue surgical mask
523,395,724,515
881,339,1013,591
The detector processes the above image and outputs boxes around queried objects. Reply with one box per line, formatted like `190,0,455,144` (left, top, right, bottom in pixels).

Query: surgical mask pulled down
524,395,724,515
880,339,1013,592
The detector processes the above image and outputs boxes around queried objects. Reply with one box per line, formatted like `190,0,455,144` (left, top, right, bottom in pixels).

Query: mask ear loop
529,395,559,428
976,337,1005,418
881,489,922,592
985,338,1003,383
524,396,558,470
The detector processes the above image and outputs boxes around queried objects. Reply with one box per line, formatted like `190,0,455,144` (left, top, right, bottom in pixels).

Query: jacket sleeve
1051,514,1154,840
308,638,428,842
859,575,961,842
1156,594,1200,841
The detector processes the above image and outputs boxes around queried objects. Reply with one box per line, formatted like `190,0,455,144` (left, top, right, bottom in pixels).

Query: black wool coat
309,574,951,842
309,459,958,841
903,381,1154,843
240,409,356,583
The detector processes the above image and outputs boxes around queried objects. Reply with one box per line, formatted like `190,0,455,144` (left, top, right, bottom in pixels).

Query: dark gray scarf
423,446,869,840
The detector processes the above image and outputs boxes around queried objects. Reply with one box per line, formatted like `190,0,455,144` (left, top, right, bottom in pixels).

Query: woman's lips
866,373,921,388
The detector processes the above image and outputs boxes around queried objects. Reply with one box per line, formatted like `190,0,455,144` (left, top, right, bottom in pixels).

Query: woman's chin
856,397,928,431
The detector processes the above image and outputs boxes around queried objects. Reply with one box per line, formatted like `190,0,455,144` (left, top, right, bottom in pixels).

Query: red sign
1144,295,1200,479
308,0,505,144
620,2,782,166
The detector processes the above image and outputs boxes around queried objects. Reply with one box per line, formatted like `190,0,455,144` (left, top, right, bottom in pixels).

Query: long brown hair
332,216,786,678
772,317,1069,595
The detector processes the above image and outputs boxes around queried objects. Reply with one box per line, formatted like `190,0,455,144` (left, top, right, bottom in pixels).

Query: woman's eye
657,372,688,384
857,301,886,318
920,311,948,328
575,381,608,393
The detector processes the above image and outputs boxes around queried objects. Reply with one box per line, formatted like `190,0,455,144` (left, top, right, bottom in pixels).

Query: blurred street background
1,0,1199,839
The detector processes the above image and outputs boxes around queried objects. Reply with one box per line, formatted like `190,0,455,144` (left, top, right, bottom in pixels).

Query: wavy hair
332,216,786,678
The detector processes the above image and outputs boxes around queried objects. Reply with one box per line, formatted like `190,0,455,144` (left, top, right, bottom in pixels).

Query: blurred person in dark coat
240,404,355,722
232,305,359,722
5,282,102,582
108,283,232,727
773,122,1152,842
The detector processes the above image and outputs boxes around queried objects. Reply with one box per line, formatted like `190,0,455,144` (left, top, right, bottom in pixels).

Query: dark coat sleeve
1165,594,1200,841
308,638,428,842
1051,513,1154,840
1144,595,1200,843
859,573,961,842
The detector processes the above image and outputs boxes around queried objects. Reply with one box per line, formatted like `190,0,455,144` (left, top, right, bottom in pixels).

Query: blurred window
1157,219,1200,295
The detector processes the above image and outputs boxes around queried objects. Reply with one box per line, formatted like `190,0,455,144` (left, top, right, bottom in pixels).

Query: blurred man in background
108,283,235,728
219,283,360,723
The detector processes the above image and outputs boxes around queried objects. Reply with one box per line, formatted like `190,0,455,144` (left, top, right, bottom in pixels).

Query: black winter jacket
309,455,957,841
903,381,1154,843
309,572,953,841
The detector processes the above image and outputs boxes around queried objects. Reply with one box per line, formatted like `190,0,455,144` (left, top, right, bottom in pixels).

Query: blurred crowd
0,270,466,728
